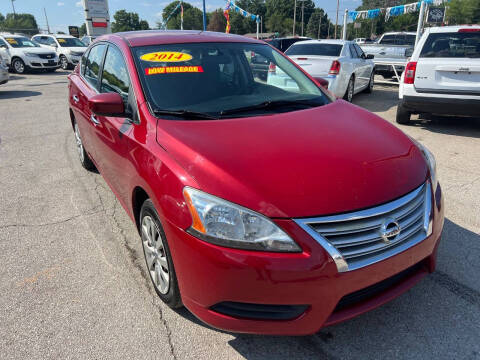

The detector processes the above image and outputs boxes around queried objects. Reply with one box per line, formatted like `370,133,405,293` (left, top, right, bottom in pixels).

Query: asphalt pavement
0,72,479,359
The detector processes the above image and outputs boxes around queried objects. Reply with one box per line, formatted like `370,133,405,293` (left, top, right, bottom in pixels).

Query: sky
0,0,361,34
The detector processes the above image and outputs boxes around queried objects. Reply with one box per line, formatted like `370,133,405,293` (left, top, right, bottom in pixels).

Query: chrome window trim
294,182,432,273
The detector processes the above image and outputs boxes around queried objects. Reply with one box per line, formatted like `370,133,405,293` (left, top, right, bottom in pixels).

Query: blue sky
0,0,361,33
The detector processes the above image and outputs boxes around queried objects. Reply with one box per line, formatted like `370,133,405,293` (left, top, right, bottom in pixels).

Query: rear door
354,43,373,88
70,43,107,161
415,30,480,96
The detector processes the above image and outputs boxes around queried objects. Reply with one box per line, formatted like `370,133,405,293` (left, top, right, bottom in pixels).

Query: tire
140,199,182,309
364,70,374,93
60,55,70,70
73,119,96,170
343,76,355,102
12,58,26,74
396,103,411,125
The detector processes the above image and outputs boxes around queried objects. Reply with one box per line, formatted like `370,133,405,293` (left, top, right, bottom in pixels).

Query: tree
111,10,150,33
207,9,226,32
79,23,87,37
265,0,315,36
158,1,203,30
1,13,39,35
446,0,480,24
306,8,332,39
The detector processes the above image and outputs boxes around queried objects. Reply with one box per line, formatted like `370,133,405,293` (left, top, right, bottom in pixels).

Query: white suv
0,54,9,85
0,34,60,73
32,34,87,70
397,25,480,124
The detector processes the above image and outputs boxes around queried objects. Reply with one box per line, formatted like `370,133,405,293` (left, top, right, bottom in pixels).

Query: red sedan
68,31,444,335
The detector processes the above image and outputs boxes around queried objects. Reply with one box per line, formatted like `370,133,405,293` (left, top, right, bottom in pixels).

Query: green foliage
79,23,87,37
207,9,226,32
0,13,39,35
305,9,334,39
158,2,203,30
446,0,480,24
111,10,150,33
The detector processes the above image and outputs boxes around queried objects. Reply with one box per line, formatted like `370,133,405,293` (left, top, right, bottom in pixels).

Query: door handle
90,114,100,125
72,95,79,103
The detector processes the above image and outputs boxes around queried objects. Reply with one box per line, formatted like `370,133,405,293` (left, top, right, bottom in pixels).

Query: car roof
426,25,480,33
382,32,417,36
96,30,264,47
33,34,75,38
0,33,26,38
291,39,349,46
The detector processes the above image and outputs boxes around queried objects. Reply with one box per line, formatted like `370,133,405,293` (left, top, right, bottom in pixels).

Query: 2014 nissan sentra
68,31,444,335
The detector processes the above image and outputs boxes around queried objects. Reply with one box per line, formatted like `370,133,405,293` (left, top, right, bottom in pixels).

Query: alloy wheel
13,59,25,74
61,56,68,70
142,215,170,294
347,79,354,102
369,73,374,91
74,122,85,163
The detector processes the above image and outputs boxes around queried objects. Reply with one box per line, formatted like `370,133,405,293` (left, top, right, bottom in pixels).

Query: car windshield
57,37,85,47
286,44,343,57
4,37,39,48
133,42,330,119
420,32,480,58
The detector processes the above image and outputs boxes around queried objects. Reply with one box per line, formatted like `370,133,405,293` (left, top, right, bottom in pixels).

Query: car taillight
268,62,276,73
404,61,417,84
329,60,341,75
458,28,480,32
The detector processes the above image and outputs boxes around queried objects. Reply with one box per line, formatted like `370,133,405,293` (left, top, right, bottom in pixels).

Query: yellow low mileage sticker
140,51,192,63
58,38,66,43
6,38,18,45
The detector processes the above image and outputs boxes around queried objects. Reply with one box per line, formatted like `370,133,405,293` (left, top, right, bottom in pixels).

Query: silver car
0,54,9,86
283,40,375,102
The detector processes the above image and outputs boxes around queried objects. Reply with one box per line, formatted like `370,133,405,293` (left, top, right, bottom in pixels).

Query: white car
0,34,60,74
397,25,480,124
282,40,375,101
32,34,87,70
0,54,9,85
80,35,96,46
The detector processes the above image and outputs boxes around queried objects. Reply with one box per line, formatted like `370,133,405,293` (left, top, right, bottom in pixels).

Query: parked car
0,54,9,85
397,25,480,124
69,30,443,336
81,35,97,46
0,34,60,73
265,36,311,52
32,34,87,70
281,39,375,101
360,32,416,78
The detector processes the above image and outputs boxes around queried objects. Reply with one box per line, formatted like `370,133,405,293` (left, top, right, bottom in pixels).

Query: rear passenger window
100,45,130,100
84,44,106,88
380,35,395,45
354,44,365,58
349,44,359,58
420,32,480,58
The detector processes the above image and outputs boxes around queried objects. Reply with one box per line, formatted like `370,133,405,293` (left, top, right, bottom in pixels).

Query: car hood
64,47,87,54
18,47,57,55
156,101,428,218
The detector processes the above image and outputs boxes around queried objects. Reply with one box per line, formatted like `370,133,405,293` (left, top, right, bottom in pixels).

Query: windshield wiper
220,99,323,117
153,109,218,120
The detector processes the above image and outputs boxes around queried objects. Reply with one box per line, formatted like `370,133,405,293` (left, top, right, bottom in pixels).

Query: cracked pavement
0,72,479,359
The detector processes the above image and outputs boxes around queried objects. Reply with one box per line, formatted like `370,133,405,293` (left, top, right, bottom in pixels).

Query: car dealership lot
0,72,479,359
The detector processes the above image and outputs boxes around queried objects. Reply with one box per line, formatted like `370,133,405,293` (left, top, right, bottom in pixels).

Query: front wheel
140,199,182,309
12,58,26,74
60,56,70,70
343,76,355,102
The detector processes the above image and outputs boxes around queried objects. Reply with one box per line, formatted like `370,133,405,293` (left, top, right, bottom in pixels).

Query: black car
265,37,311,53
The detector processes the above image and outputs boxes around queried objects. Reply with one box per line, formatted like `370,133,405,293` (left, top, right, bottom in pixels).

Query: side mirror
0,44,7,49
89,93,125,117
366,54,374,59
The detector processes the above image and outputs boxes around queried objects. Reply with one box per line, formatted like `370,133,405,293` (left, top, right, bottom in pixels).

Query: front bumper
25,57,60,69
165,184,444,335
402,95,480,117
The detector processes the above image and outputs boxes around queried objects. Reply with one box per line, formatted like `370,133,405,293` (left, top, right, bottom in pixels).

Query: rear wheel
73,119,95,170
396,103,411,125
12,58,26,74
140,199,182,309
343,76,355,102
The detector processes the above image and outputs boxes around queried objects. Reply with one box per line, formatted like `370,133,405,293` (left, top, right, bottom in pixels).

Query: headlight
25,52,39,58
413,139,437,190
183,187,301,252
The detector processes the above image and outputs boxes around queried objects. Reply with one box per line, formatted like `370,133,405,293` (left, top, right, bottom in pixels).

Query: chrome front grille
294,183,432,272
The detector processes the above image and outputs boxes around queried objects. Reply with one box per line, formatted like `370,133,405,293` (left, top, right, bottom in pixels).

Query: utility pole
335,0,340,39
301,0,305,36
11,0,16,18
202,0,206,31
44,8,51,34
293,0,297,36
317,11,323,39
